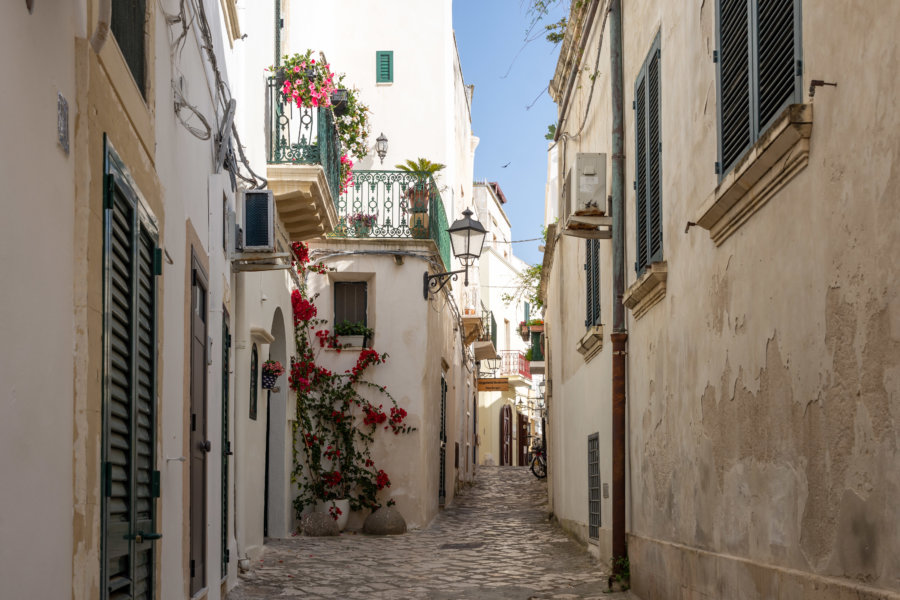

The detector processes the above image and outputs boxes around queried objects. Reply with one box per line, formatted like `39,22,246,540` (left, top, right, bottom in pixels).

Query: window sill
623,262,667,320
697,104,813,245
577,325,604,361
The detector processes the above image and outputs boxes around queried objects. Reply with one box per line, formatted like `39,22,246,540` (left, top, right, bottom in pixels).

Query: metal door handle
202,440,212,452
129,531,162,544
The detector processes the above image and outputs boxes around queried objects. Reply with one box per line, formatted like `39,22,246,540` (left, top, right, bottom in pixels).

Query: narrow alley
227,467,633,600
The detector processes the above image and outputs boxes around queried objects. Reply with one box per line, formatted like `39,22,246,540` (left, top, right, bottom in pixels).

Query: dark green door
102,140,160,600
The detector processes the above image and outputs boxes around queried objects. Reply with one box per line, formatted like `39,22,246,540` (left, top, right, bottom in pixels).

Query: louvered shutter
647,48,663,264
376,51,393,83
717,0,800,175
718,0,751,174
635,35,662,275
756,0,798,129
585,240,601,327
103,145,158,600
105,175,136,600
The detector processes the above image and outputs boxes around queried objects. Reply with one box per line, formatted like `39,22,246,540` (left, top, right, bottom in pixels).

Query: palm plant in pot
396,158,445,239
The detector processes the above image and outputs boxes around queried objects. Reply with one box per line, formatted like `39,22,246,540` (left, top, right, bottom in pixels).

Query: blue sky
453,0,567,266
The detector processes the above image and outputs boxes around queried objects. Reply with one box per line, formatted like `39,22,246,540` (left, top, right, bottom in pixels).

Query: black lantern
423,208,487,299
330,89,349,117
485,355,501,373
375,132,388,164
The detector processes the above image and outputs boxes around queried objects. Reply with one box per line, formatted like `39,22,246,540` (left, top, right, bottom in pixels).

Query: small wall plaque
57,92,69,155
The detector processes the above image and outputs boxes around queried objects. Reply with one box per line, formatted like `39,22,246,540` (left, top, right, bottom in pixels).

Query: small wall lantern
375,132,388,164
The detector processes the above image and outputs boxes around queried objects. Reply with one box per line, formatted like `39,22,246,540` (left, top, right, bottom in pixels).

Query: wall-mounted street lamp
375,132,388,164
423,209,487,299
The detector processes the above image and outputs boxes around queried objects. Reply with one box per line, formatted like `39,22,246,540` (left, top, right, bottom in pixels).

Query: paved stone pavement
228,466,637,600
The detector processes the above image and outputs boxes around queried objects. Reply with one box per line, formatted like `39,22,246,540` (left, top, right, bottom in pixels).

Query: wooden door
517,411,530,466
500,405,512,466
190,260,208,594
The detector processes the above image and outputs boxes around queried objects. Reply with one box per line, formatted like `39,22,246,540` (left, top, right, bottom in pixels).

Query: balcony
499,350,531,385
472,308,497,360
265,77,339,241
329,170,452,270
529,330,545,376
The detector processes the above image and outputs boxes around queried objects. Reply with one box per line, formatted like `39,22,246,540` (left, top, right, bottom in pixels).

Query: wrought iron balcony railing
332,170,452,270
266,77,342,204
499,350,531,381
480,306,497,349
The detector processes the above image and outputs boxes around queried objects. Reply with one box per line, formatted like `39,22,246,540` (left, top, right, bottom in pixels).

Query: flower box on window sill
623,262,667,320
337,334,371,349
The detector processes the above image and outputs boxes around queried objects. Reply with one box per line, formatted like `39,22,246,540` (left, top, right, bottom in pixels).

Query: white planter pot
316,498,351,531
337,334,366,348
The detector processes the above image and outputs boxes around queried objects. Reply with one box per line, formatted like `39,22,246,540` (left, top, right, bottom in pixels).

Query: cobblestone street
228,466,634,599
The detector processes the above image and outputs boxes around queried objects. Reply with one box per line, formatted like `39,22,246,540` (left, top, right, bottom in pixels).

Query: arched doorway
264,308,290,537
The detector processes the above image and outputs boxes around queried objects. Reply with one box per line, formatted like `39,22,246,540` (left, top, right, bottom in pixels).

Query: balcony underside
462,316,484,345
266,164,338,241
473,340,498,361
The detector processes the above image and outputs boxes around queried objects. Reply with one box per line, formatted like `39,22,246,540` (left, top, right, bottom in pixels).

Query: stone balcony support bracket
266,164,339,242
623,262,667,320
576,325,604,361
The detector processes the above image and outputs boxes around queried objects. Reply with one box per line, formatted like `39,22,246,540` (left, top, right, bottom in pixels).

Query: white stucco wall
0,2,77,597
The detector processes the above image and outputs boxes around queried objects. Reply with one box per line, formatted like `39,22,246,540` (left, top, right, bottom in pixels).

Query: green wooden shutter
524,302,530,325
584,239,601,327
221,315,230,578
716,0,800,175
249,345,258,420
756,0,799,129
717,0,752,174
634,35,662,275
376,51,393,83
102,140,158,600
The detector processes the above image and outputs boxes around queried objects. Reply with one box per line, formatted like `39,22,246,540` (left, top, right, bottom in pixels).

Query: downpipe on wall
609,0,628,579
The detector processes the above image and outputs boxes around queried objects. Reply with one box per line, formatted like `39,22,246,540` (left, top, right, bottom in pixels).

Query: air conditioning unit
242,190,274,252
572,152,606,216
559,153,611,239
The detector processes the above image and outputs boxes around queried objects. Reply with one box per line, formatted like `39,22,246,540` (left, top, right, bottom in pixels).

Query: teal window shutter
376,51,394,83
634,34,662,276
716,0,801,176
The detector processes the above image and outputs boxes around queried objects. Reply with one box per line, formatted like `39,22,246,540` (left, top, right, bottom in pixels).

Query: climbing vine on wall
288,243,415,519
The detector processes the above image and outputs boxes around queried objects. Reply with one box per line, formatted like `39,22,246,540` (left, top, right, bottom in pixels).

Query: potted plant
527,318,544,333
347,213,377,237
518,321,530,342
261,359,284,390
396,158,445,211
333,320,375,348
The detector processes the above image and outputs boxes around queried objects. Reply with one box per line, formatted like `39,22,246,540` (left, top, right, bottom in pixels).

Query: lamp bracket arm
424,268,466,299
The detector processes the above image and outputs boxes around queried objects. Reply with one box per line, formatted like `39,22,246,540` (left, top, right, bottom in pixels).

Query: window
376,51,393,83
110,0,147,97
249,344,258,420
716,0,801,176
634,33,662,276
334,282,367,328
588,433,600,539
585,239,601,327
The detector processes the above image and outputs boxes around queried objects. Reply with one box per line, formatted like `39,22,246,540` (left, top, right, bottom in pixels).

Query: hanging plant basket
261,373,278,390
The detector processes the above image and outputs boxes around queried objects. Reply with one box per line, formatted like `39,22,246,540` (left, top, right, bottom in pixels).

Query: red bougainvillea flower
291,289,317,324
291,242,310,265
376,470,390,490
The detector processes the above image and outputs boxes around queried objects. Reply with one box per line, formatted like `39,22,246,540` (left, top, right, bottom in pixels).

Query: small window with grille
110,0,148,97
588,433,601,540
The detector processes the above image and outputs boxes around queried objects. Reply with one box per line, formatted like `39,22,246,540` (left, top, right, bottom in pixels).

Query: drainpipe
90,0,112,53
609,0,628,577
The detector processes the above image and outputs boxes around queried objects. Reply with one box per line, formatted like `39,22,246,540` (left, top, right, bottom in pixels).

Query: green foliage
610,555,631,590
544,123,557,140
394,158,446,176
334,320,375,337
502,263,543,312
524,347,534,361
544,17,568,44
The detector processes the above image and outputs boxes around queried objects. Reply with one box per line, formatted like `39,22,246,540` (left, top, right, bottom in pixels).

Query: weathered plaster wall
545,1,900,596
